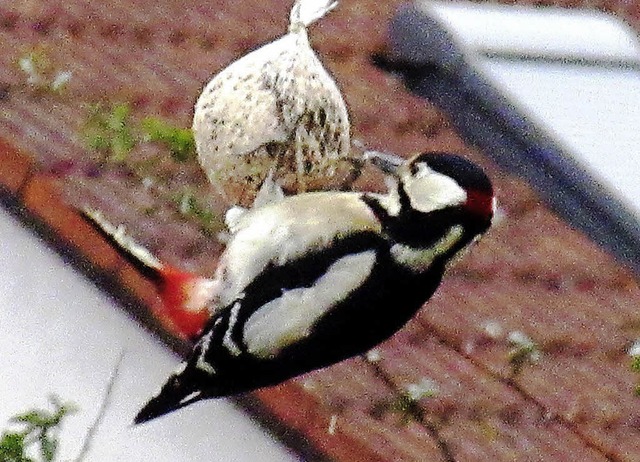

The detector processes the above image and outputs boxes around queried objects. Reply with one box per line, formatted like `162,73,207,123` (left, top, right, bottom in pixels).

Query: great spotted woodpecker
134,151,495,424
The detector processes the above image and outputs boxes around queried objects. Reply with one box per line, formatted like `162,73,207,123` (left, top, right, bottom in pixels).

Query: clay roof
1,1,639,461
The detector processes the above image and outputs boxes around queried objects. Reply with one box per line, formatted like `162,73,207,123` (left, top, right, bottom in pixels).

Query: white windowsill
0,208,299,462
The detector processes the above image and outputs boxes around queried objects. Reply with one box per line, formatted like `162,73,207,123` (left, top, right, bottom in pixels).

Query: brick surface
255,383,393,462
0,137,33,193
2,1,640,461
20,173,122,273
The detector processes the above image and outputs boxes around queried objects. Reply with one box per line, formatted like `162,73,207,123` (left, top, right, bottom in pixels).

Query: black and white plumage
192,0,350,206
134,151,495,424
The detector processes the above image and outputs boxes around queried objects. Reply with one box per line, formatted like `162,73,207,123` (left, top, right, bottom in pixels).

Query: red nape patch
157,266,211,340
465,189,494,222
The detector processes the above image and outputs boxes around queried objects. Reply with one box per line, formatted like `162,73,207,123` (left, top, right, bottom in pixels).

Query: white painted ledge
0,208,299,462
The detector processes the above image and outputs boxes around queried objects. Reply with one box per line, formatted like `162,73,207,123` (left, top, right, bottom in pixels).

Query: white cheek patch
242,250,377,359
404,168,467,214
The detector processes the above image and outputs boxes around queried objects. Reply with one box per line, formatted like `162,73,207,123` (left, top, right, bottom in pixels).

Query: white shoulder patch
242,250,377,359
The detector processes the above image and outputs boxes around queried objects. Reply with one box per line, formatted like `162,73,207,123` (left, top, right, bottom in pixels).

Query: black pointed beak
362,150,405,175
134,375,205,425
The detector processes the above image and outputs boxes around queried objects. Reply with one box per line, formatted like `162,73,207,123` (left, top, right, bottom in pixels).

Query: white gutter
0,208,299,462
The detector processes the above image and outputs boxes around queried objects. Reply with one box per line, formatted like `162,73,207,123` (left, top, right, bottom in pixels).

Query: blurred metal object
382,0,640,276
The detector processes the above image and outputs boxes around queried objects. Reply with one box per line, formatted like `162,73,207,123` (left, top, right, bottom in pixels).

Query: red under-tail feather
82,209,213,339
154,265,212,339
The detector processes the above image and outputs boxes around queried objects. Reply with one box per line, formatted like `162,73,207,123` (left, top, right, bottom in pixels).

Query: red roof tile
0,137,33,193
1,1,639,461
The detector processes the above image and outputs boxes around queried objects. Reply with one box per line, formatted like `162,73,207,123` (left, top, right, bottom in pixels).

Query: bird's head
365,151,495,226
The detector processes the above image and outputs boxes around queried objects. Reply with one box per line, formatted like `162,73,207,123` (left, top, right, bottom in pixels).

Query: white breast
212,192,381,309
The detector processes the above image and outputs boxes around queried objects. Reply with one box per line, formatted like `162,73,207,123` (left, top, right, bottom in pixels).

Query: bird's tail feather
81,208,213,339
134,371,205,425
134,354,226,425
81,207,164,280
